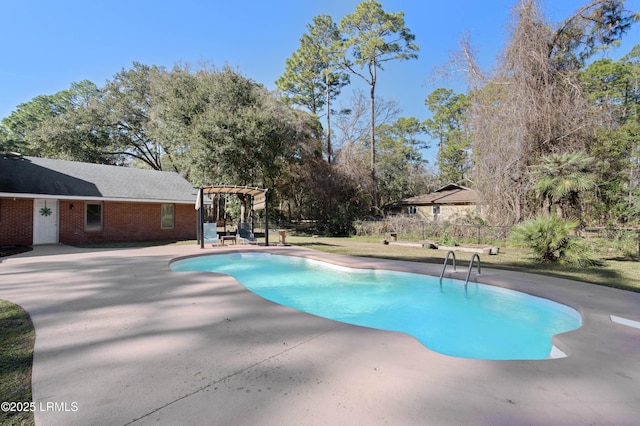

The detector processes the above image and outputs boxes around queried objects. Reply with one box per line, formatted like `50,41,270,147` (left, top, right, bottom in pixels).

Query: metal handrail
464,253,482,291
439,250,457,289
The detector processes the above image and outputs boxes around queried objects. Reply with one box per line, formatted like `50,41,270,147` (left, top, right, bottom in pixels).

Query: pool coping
1,243,639,425
170,248,583,360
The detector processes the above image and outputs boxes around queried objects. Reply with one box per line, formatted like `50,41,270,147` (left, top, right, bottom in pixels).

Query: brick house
0,154,198,246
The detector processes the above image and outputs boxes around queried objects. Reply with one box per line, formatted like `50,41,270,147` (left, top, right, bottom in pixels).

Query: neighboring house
0,153,198,246
386,183,482,221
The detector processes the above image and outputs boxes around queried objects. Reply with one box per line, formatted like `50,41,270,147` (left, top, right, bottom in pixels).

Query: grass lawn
0,299,35,426
284,235,640,292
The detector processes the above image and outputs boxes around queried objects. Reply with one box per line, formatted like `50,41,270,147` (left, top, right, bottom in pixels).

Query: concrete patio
0,244,639,425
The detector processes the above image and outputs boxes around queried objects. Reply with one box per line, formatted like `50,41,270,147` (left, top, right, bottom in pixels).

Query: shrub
611,230,638,257
510,216,595,266
439,235,458,246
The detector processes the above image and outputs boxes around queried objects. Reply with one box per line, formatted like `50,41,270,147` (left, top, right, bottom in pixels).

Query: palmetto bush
530,151,596,220
510,216,595,266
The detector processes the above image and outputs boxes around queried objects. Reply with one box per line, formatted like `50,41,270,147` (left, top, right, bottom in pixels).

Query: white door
33,199,59,245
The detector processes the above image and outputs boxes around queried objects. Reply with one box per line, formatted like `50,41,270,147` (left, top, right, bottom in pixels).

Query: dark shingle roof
0,155,197,203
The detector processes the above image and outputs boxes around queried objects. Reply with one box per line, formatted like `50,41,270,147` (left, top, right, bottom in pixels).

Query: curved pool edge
169,246,591,361
5,243,639,423
170,246,587,317
169,245,640,361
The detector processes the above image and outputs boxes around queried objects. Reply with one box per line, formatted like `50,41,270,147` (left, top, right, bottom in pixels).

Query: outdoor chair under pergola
195,185,270,248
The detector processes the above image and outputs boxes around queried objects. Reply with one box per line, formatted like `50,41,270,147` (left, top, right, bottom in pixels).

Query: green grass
0,300,35,426
284,235,640,292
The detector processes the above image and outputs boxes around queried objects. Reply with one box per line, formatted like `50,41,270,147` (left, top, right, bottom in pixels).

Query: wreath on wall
40,201,52,217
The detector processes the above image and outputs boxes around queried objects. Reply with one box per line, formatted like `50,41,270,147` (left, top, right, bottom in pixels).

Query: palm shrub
530,151,595,220
510,215,595,266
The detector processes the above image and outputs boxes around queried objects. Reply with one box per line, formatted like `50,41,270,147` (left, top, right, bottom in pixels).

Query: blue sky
2,0,638,163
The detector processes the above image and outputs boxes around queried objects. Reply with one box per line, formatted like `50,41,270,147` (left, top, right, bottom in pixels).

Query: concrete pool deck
0,244,639,425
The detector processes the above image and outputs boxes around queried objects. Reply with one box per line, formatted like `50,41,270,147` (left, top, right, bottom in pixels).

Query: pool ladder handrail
463,253,482,290
439,250,457,289
440,251,482,293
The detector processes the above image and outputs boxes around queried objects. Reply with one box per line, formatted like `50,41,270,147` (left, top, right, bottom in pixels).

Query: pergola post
198,188,205,249
264,189,269,246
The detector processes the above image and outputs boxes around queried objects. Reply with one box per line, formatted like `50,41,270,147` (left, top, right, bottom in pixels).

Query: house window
161,204,174,229
85,202,103,231
407,206,417,215
432,205,441,215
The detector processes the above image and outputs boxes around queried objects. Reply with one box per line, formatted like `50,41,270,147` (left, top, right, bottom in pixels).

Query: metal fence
353,217,512,245
582,227,640,257
274,216,640,256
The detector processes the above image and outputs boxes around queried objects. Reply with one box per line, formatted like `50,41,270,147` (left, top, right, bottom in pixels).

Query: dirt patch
0,246,33,258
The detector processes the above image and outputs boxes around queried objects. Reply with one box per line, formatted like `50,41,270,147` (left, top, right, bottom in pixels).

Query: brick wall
0,198,196,246
58,200,84,244
0,198,33,246
59,201,197,245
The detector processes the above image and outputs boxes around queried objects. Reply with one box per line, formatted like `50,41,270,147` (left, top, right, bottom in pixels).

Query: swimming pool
170,252,582,360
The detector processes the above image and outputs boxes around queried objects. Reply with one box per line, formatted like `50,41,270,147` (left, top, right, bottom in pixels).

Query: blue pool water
170,252,581,360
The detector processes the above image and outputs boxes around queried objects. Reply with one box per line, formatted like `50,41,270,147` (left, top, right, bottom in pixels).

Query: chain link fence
274,216,640,256
582,227,640,257
353,217,512,245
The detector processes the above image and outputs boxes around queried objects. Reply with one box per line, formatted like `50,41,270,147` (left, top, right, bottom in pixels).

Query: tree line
464,0,639,227
1,0,638,233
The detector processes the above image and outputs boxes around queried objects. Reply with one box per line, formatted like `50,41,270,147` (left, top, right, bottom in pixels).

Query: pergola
196,185,270,247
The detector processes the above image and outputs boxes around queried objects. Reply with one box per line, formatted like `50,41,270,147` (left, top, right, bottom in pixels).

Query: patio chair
237,222,258,245
203,223,220,246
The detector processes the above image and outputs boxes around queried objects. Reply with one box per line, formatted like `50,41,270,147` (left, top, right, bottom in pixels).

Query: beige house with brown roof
386,183,482,221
